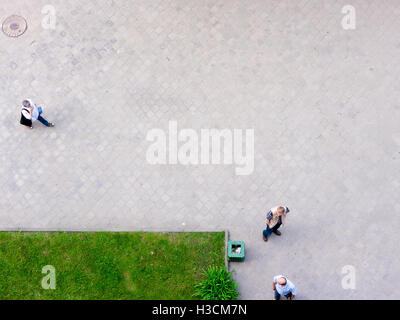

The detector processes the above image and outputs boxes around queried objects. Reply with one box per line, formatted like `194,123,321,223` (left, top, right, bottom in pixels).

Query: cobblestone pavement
1,0,400,299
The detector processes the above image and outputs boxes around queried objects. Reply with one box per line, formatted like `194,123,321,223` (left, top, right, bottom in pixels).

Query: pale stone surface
1,0,400,299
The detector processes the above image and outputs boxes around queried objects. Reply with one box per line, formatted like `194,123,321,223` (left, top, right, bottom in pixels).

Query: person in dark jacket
20,99,54,129
263,205,290,241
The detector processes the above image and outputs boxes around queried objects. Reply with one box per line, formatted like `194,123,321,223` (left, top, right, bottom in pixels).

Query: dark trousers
263,221,281,238
37,114,51,126
274,290,293,300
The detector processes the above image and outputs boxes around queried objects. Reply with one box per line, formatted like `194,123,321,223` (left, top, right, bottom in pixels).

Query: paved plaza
1,0,400,299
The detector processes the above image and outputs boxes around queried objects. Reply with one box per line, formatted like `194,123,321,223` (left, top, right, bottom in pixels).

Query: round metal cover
2,15,27,38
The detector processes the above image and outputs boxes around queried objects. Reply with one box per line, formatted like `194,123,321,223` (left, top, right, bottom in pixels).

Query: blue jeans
37,106,51,127
263,221,281,238
274,290,293,300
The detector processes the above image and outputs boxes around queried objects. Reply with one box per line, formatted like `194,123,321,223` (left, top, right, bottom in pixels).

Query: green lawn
0,231,225,300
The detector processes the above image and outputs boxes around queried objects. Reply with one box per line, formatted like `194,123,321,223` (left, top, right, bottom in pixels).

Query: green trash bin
228,241,245,262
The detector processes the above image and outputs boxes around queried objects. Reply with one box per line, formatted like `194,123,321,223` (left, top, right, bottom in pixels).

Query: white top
274,275,297,296
21,99,39,122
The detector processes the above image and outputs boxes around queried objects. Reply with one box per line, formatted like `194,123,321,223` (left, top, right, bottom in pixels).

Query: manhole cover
2,15,27,38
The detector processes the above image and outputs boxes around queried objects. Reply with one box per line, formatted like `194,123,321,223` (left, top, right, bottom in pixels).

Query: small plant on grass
194,266,239,300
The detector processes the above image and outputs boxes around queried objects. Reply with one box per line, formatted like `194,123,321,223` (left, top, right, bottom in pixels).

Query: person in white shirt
20,99,54,129
273,275,296,300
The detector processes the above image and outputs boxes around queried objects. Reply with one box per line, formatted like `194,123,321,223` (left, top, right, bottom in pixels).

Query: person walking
263,205,290,241
273,275,296,300
20,99,54,129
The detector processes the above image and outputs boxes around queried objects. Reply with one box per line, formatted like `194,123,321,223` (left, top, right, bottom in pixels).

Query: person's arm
289,285,296,299
272,282,276,291
266,211,273,224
